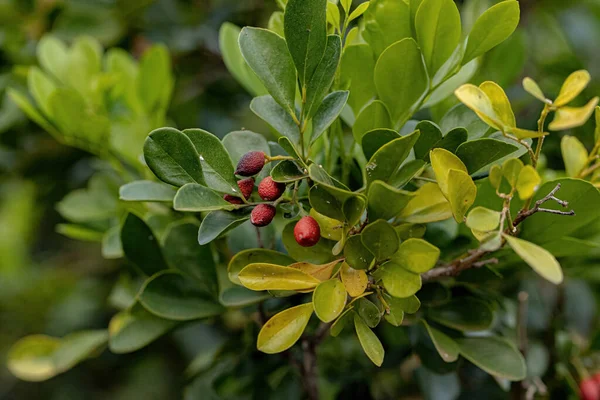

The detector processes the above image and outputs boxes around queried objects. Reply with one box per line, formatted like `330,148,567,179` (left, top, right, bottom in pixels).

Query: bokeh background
1,0,600,399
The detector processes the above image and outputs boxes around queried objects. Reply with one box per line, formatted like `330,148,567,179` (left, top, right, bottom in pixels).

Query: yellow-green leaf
422,320,459,362
502,158,523,187
504,235,563,284
466,206,500,232
522,77,547,103
454,84,502,130
479,81,515,128
507,126,547,139
257,303,314,353
313,279,347,322
239,263,321,291
489,165,502,190
380,261,422,298
340,262,368,297
554,70,591,107
446,169,477,222
348,2,370,22
549,97,599,131
516,165,541,200
310,209,344,241
290,260,341,281
354,314,384,366
391,238,440,273
399,182,452,223
561,136,588,178
430,148,468,194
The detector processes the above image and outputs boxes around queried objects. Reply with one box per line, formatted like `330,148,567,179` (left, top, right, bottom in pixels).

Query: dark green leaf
120,213,169,276
228,249,295,285
353,100,392,142
361,220,399,260
361,128,400,161
357,298,381,328
414,121,443,160
424,127,468,161
428,297,494,331
311,90,349,144
422,320,460,362
119,180,176,202
250,95,301,145
198,210,251,245
368,180,415,221
366,130,420,186
363,0,411,57
271,160,306,183
343,235,374,270
340,44,377,114
455,138,518,174
304,35,342,118
456,337,526,381
173,184,236,212
354,314,384,366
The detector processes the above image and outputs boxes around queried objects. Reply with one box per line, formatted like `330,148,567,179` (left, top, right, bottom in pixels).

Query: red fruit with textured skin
223,178,255,204
593,373,600,385
258,177,286,201
294,216,321,247
236,151,265,176
580,378,600,400
251,204,276,227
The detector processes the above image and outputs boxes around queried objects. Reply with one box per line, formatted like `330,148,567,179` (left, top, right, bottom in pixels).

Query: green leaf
399,183,452,223
374,38,428,125
465,207,500,232
139,271,224,321
440,104,490,140
8,89,60,138
330,309,354,337
313,279,347,322
229,249,295,285
504,235,563,284
311,90,349,144
109,304,177,354
388,294,421,314
269,11,285,36
515,165,541,200
446,169,477,222
380,261,422,298
366,130,420,186
8,331,108,382
357,298,381,328
327,2,341,28
353,101,393,142
480,81,516,128
173,184,235,212
137,45,172,116
430,148,468,194
121,213,169,276
163,222,218,297
455,138,519,174
250,95,301,145
239,27,297,114
219,23,267,96
198,210,251,245
361,128,400,161
144,127,204,187
462,0,520,64
384,296,405,326
284,0,327,86
28,67,57,118
361,220,399,260
363,0,411,57
271,160,306,183
549,97,600,131
521,179,600,244
456,337,526,381
354,314,384,366
304,34,342,118
56,173,118,223
554,70,591,107
340,44,377,114
422,320,459,362
348,2,370,22
561,136,588,177
414,121,442,160
220,286,271,307
282,221,336,263
37,35,68,83
239,263,320,291
415,0,461,76
119,180,176,202
257,303,314,353
183,129,238,194
390,159,427,188
502,158,523,187
424,127,468,161
368,181,415,221
391,238,440,273
344,235,375,270
454,84,502,130
522,77,547,103
56,224,103,242
102,226,123,259
343,196,367,228
428,297,494,331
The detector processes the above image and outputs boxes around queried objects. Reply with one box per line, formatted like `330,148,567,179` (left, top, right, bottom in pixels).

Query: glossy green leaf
422,320,459,362
366,130,420,186
257,303,314,353
391,238,440,273
462,0,520,64
109,304,177,354
440,103,490,140
340,44,377,114
390,159,427,188
7,331,108,382
284,0,327,86
330,309,354,337
456,337,526,381
465,206,500,232
415,0,461,76
239,263,320,291
388,294,421,314
363,0,411,57
121,213,169,276
549,97,599,131
428,297,494,331
561,136,588,177
361,128,401,161
343,196,367,228
384,296,405,326
119,180,176,202
367,180,415,221
424,128,468,161
344,235,374,270
271,160,306,183
361,220,399,261
143,127,204,187
399,183,452,223
304,34,342,118
380,261,422,298
554,70,591,107
311,90,349,143
313,279,347,322
356,298,381,328
173,184,235,212
414,121,442,160
504,235,563,284
139,271,224,321
198,209,251,245
239,27,297,114
353,100,392,142
250,95,301,145
374,38,428,125
354,314,384,366
455,138,518,174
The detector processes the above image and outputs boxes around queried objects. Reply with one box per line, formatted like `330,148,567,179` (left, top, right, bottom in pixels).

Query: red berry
593,373,600,385
294,216,321,247
236,151,265,176
580,378,600,400
258,176,286,201
251,204,276,227
224,178,255,204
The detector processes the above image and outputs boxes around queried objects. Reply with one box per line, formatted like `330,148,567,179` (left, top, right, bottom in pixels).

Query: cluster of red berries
580,373,600,400
227,150,321,247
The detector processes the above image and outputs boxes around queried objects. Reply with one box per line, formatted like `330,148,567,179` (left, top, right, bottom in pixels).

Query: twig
513,183,575,226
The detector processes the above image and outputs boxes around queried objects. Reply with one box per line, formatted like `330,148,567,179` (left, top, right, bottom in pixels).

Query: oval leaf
257,303,314,353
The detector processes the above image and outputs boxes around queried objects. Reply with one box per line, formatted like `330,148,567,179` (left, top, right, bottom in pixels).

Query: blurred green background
1,0,600,398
